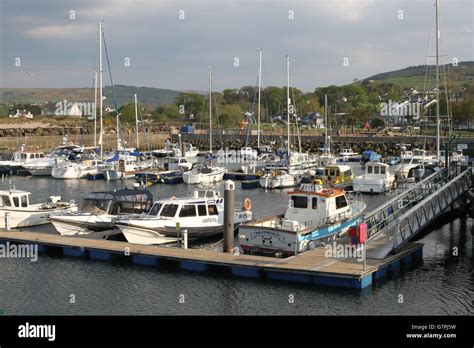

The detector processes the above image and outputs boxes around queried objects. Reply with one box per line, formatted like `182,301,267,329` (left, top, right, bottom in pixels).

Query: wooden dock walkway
0,230,423,289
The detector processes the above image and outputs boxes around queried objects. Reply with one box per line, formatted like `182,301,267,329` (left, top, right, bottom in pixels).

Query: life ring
243,198,252,211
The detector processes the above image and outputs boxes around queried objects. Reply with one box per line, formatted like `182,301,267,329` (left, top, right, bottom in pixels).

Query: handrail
390,168,472,251
364,167,463,241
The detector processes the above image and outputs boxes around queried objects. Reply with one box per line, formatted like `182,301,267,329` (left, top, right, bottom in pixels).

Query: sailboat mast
435,0,440,161
209,68,213,153
257,48,262,149
93,71,97,148
286,55,290,156
325,94,329,154
134,94,139,150
99,21,104,160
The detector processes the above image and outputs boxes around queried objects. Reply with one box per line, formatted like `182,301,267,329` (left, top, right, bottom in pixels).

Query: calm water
0,165,472,315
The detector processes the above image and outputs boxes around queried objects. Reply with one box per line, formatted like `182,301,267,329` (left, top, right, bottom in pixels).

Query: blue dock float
63,247,87,258
231,266,262,278
89,249,116,261
180,260,209,272
133,255,160,266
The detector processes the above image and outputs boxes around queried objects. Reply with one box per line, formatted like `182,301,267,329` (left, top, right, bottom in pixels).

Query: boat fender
243,198,252,211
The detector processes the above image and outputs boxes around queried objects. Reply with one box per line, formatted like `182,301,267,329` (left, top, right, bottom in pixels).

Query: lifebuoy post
223,180,235,253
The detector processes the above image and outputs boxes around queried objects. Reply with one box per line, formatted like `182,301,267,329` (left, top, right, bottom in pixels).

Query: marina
0,0,473,337
0,161,472,291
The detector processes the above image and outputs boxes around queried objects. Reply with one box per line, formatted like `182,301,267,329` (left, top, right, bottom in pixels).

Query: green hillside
364,61,474,90
0,85,180,108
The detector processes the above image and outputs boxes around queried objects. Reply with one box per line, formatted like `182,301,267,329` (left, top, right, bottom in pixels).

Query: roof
325,164,352,171
366,161,389,168
288,187,345,198
85,188,153,203
0,190,30,196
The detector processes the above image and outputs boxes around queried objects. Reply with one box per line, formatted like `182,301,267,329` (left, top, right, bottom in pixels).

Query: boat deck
0,230,422,289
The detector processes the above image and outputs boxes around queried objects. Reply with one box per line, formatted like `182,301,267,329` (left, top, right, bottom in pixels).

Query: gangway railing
389,168,472,251
363,167,468,241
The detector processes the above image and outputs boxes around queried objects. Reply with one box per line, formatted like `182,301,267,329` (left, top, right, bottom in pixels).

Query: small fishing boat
115,190,253,244
339,148,358,160
239,184,366,256
183,162,225,185
353,162,395,193
49,186,153,236
0,189,77,228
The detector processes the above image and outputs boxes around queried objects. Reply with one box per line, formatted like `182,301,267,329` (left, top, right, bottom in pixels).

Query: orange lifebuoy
243,198,252,211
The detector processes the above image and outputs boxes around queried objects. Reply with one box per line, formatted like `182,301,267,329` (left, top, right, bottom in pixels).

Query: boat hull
183,170,224,184
50,215,114,236
0,205,78,228
239,214,362,256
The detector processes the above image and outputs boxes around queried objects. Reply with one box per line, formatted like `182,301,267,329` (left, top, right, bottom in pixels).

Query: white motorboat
239,184,366,256
353,161,395,193
116,190,253,244
182,144,199,158
153,140,180,158
392,148,438,179
0,189,77,228
339,148,359,161
49,187,153,236
183,162,225,185
0,145,46,175
22,144,82,176
259,169,301,189
52,159,106,179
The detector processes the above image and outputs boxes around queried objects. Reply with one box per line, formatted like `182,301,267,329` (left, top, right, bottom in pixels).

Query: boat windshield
402,158,412,164
82,199,114,215
160,204,179,217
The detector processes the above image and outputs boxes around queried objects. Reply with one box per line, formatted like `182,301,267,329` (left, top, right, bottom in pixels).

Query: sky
0,0,473,92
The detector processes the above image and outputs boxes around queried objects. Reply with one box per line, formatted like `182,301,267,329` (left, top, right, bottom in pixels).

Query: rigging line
137,99,151,153
423,13,436,95
102,28,124,151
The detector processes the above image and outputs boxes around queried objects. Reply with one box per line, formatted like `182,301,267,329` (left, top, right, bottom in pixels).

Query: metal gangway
363,166,473,259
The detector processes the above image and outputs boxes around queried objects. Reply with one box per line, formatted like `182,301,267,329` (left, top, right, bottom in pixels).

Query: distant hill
0,85,180,108
363,61,474,90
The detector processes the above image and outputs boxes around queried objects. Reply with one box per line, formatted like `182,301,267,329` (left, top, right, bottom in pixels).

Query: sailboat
104,94,153,180
260,55,309,189
183,68,225,184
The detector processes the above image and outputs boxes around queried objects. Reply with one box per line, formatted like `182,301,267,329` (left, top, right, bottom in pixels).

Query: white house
68,103,83,117
9,109,34,119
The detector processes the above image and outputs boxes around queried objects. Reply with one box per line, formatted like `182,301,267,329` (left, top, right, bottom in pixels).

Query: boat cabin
147,190,222,218
0,190,31,209
321,165,353,184
81,188,153,215
163,157,190,171
365,162,390,177
285,184,352,228
339,148,357,157
12,151,45,163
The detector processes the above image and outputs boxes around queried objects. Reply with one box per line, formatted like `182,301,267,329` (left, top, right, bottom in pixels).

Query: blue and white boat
239,184,366,256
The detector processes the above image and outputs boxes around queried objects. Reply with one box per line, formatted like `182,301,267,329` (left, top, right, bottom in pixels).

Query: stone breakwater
178,134,474,158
